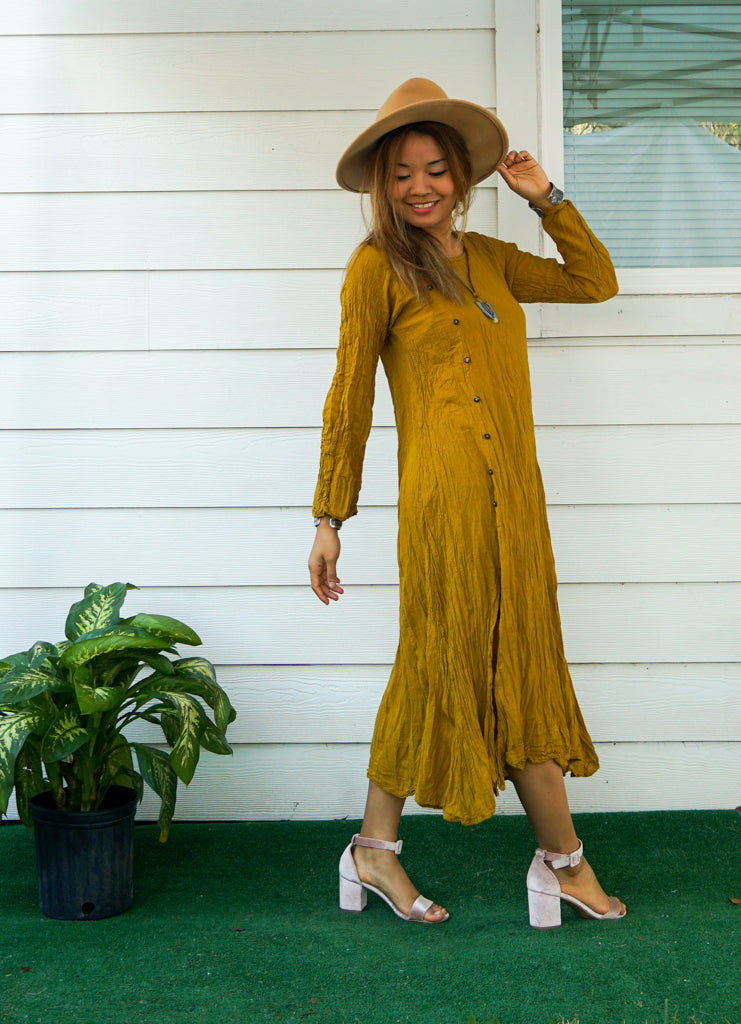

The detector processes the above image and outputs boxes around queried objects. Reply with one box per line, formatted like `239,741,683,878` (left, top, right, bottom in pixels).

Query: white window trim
538,0,741,294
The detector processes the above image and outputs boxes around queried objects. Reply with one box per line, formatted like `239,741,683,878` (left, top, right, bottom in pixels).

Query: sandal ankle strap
541,839,583,869
351,833,403,855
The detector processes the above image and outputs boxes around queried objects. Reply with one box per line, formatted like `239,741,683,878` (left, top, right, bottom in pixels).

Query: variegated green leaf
104,734,134,774
158,692,206,785
199,721,233,756
0,666,57,706
158,709,180,748
132,744,177,842
0,653,29,679
41,708,88,763
74,678,123,714
213,688,237,732
58,629,172,670
171,657,217,685
106,766,143,802
129,614,202,647
141,653,175,676
101,738,143,803
0,710,44,816
27,642,58,669
167,659,236,731
65,582,129,641
13,736,48,826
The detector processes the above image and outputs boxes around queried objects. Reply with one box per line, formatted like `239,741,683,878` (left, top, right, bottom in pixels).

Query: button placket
453,315,499,506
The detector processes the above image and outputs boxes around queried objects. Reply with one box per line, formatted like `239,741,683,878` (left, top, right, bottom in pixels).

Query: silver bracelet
314,516,342,530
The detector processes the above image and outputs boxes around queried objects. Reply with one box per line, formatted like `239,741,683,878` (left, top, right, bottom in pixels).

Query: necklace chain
457,244,499,323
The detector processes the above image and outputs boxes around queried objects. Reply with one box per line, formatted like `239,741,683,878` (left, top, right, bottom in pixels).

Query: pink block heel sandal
526,840,626,929
338,834,449,924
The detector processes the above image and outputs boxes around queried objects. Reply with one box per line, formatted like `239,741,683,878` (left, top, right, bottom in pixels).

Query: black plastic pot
29,786,138,921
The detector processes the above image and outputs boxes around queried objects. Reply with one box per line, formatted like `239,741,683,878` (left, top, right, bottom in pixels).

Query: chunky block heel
337,833,449,924
526,840,626,928
527,887,562,929
339,870,367,912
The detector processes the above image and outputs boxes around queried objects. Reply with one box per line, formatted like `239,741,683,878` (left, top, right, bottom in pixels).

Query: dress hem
367,748,600,827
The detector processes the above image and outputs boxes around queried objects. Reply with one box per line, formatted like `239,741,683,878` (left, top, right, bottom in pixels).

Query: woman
308,79,626,928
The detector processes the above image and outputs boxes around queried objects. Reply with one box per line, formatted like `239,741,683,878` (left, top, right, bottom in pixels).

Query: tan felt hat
336,78,509,193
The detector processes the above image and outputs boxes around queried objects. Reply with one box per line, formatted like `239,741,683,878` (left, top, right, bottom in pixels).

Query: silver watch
529,183,564,219
314,516,342,530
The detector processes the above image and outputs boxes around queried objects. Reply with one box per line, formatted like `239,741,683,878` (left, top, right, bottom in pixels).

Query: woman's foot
351,844,448,923
548,853,626,918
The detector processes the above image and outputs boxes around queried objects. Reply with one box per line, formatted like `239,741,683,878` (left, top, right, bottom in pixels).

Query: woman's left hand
496,150,553,208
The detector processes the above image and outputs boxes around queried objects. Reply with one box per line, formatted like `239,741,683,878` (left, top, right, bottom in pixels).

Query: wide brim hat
336,78,509,193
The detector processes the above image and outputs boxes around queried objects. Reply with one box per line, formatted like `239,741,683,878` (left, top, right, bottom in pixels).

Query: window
562,2,741,268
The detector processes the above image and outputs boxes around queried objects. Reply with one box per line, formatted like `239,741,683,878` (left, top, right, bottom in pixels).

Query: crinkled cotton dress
313,201,618,825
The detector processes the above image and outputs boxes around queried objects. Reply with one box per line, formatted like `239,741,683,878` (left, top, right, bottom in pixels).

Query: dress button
483,433,490,439
463,356,471,363
492,500,498,507
427,284,434,290
488,468,494,475
453,319,460,325
473,396,481,402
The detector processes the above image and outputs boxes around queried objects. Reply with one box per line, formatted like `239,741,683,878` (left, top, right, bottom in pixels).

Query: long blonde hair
360,121,475,303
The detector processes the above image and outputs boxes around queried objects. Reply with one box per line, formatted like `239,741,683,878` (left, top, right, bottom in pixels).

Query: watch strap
528,183,565,219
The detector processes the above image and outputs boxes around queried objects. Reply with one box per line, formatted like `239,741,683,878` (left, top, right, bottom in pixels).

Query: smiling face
386,131,459,247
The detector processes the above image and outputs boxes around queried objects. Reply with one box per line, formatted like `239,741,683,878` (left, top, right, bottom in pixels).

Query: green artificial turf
1,811,739,1024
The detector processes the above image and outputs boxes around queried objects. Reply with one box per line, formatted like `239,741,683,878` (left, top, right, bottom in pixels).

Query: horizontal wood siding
1,3,738,823
4,346,741,426
3,505,741,585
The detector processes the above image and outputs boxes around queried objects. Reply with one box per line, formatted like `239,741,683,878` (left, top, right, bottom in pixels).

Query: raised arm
495,148,618,305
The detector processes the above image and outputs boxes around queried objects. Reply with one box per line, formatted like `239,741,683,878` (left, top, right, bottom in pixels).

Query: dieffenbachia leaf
13,736,48,826
65,582,129,641
58,629,173,670
101,737,143,803
40,708,88,763
0,666,57,706
170,657,217,686
199,721,233,756
74,678,124,714
0,653,30,679
132,744,177,843
156,692,206,786
27,642,58,669
0,710,44,816
128,614,202,647
166,658,236,732
141,653,175,676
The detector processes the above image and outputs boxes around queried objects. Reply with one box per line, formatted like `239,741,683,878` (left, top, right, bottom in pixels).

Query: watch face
548,185,564,205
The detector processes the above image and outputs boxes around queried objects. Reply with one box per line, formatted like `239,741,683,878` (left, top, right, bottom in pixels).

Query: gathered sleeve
312,245,394,522
495,200,619,305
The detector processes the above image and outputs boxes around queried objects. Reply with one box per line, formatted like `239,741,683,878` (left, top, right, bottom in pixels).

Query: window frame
539,0,741,294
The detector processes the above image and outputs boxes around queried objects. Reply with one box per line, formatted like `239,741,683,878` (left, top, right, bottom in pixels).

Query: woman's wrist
528,183,565,218
314,515,343,530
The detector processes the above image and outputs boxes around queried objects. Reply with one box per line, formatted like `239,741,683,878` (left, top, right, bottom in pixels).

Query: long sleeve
494,200,619,305
312,245,394,521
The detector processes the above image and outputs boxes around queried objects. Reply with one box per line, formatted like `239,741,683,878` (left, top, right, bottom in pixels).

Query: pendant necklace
458,245,498,322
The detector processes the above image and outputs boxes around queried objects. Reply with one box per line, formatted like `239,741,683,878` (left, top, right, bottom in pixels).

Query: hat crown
375,78,449,123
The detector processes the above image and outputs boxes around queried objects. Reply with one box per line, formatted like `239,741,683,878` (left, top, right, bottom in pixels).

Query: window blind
562,1,741,267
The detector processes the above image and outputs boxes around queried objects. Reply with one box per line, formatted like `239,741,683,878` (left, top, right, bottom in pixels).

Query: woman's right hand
308,520,344,604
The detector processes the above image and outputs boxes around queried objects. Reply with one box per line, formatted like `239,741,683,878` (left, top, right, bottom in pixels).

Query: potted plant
0,582,236,920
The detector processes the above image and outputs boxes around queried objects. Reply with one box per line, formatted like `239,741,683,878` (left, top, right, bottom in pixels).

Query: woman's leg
351,780,448,922
508,760,625,915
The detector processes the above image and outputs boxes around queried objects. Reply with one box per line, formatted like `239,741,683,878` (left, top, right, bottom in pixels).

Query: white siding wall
1,1,738,822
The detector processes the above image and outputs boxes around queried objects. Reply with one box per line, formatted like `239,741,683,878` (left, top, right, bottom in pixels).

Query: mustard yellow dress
313,201,618,825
